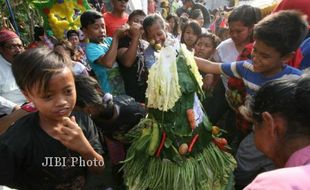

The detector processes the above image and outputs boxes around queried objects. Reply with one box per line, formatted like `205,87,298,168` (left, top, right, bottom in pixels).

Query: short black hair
12,48,72,93
80,10,103,29
254,10,308,56
128,9,146,22
66,29,79,39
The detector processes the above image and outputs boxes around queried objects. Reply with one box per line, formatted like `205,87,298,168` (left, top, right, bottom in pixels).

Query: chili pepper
188,134,199,153
155,132,167,157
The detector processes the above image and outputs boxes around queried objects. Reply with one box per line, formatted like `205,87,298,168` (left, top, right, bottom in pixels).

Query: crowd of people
0,0,309,189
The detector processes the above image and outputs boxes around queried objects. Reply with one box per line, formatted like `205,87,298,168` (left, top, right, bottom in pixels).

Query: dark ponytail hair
252,75,310,140
228,5,261,27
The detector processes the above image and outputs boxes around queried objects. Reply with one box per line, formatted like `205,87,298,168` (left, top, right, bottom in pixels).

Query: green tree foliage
0,0,43,45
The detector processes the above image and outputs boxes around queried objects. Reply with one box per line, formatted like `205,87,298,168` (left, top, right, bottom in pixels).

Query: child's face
68,35,80,47
229,21,252,46
129,15,145,26
183,26,198,49
195,15,204,27
145,21,166,46
251,39,288,77
83,18,106,43
167,17,176,33
194,37,215,59
24,67,76,124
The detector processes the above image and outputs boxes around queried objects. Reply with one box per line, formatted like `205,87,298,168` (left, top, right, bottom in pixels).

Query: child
54,40,89,76
214,5,262,90
66,30,88,67
80,10,127,95
189,9,205,28
195,10,308,188
103,0,129,37
166,14,181,40
74,74,146,189
210,5,262,155
117,10,148,103
180,21,201,51
194,33,220,64
0,48,104,189
194,33,221,92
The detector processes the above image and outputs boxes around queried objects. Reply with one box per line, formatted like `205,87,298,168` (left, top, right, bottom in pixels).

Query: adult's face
0,38,24,63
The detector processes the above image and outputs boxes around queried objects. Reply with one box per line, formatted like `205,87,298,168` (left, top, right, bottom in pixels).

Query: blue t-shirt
86,37,125,95
221,60,302,96
300,37,310,71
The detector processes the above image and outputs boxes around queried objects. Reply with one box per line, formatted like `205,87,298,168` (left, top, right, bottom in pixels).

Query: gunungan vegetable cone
123,44,236,190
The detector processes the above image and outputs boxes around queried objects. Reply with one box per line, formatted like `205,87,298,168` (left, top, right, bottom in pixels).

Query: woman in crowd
245,76,310,189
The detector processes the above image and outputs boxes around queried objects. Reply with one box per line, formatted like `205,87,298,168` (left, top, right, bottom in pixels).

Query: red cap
0,29,19,43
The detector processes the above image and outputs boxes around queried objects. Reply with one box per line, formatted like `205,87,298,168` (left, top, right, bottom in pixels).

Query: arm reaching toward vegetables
194,56,222,75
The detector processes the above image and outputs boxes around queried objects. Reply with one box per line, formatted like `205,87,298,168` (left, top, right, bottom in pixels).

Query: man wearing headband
0,29,26,116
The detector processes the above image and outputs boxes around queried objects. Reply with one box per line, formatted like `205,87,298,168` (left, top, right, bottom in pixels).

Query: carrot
186,109,196,130
156,132,167,157
188,134,199,153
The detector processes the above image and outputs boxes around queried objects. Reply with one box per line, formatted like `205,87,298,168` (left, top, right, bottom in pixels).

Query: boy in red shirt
103,0,129,37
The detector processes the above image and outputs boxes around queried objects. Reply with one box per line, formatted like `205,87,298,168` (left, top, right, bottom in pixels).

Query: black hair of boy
128,9,146,21
254,10,308,56
143,14,165,33
80,10,103,29
228,5,262,27
12,48,71,93
66,29,79,39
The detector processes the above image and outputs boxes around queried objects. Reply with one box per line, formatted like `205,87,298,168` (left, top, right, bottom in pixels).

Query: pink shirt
245,145,310,190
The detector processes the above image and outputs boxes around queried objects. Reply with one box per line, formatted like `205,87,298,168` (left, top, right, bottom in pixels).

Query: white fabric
72,61,88,76
0,55,26,115
213,38,239,90
127,0,148,15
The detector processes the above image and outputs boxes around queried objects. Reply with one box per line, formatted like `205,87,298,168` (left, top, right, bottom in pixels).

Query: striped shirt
221,60,302,96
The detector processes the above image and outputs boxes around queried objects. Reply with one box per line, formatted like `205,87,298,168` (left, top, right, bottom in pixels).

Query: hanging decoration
32,0,91,39
123,43,236,190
